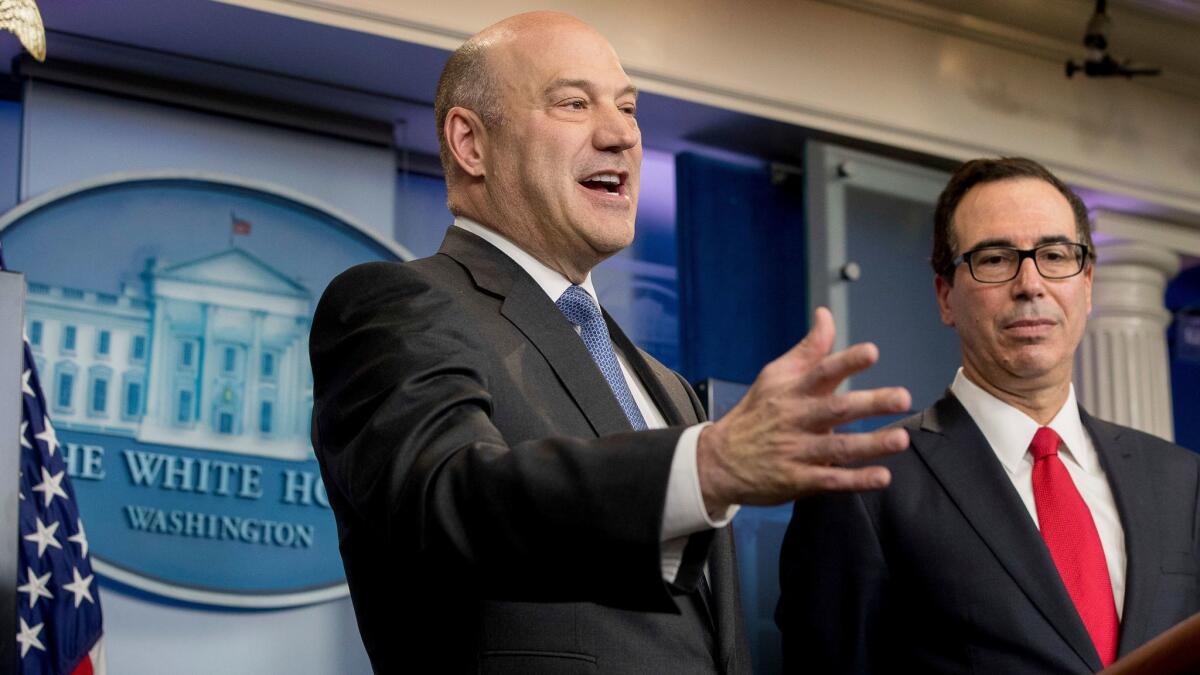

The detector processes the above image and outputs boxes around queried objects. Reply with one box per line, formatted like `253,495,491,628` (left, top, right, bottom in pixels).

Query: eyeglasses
950,242,1090,283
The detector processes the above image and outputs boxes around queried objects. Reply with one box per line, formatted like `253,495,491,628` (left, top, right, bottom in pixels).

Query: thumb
781,306,835,367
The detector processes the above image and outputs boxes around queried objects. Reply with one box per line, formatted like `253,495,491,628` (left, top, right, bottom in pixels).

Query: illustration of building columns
245,310,265,435
1074,232,1180,441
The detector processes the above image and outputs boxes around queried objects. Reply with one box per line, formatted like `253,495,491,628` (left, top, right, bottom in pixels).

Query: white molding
1093,209,1200,257
92,558,350,609
213,0,471,50
0,169,415,262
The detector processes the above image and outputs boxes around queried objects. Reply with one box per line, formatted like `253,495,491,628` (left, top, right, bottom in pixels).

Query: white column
1075,240,1180,441
244,311,264,435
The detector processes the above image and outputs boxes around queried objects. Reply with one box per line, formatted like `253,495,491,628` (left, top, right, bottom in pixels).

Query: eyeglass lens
967,243,1085,282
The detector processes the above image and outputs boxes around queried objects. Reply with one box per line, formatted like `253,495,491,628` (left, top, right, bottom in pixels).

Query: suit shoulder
1097,418,1200,466
310,255,478,358
320,255,463,298
889,410,926,433
316,254,468,313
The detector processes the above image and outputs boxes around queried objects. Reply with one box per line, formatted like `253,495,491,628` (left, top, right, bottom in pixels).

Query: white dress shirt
950,368,1127,616
455,218,736,582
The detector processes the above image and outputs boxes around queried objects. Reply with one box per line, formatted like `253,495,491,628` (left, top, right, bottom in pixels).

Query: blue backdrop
1167,265,1200,453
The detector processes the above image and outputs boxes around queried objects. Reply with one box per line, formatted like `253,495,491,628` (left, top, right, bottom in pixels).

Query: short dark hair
931,157,1095,280
433,40,505,180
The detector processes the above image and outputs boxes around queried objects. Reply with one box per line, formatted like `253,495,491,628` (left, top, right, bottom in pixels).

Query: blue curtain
675,152,807,675
1167,265,1200,453
675,153,807,385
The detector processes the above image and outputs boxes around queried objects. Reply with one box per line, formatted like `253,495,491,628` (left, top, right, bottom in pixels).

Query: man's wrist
662,422,736,541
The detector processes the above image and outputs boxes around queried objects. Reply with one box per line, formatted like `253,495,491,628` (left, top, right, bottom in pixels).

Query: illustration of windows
96,330,111,357
179,339,197,369
259,400,273,435
29,320,42,348
122,374,144,421
213,384,240,435
176,389,194,425
261,351,276,380
53,361,78,413
62,325,77,353
222,345,238,374
88,366,112,417
130,335,147,362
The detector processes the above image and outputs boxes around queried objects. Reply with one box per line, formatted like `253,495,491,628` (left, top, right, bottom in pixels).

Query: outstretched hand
697,307,911,513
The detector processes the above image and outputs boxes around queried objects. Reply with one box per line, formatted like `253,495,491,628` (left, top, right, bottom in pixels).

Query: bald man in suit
310,11,912,674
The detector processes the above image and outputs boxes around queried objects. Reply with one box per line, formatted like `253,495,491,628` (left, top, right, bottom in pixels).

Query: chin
586,220,636,254
1006,350,1069,381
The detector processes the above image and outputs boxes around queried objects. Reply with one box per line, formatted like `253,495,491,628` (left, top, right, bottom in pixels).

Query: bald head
435,12,641,281
434,12,607,188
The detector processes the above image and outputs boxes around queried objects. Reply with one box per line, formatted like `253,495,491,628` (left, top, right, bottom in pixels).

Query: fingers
796,427,910,467
781,306,836,367
794,465,893,494
798,342,880,394
803,387,912,431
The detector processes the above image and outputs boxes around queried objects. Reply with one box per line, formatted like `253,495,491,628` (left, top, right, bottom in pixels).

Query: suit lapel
706,526,746,674
1084,411,1159,655
439,227,632,437
913,395,1103,672
606,312,693,426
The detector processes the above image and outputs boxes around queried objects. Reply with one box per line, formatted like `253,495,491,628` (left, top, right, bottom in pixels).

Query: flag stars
62,567,96,608
16,617,46,657
24,517,62,558
20,420,32,449
32,467,69,508
69,518,91,558
17,566,53,609
34,415,60,456
22,368,35,397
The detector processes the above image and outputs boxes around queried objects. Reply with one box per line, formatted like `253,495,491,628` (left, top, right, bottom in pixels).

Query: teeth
587,174,620,184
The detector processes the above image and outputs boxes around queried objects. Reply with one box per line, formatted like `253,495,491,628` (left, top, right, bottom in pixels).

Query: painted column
245,310,264,436
198,302,216,430
1075,240,1180,441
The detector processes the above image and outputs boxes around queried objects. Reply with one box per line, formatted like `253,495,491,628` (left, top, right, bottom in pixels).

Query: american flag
230,213,252,236
5,243,104,674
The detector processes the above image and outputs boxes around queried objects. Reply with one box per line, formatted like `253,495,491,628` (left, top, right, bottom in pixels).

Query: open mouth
578,171,626,197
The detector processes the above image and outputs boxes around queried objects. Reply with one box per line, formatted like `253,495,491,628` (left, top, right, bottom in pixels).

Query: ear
1083,261,1094,314
935,274,956,327
444,107,488,178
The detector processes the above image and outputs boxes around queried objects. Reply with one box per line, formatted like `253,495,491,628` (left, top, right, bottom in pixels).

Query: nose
1010,256,1045,299
593,104,640,153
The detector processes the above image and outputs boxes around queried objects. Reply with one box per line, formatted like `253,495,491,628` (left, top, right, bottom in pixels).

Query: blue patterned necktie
556,285,648,430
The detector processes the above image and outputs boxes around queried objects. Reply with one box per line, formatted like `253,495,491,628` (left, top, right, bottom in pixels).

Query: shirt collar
949,368,1095,474
454,217,600,305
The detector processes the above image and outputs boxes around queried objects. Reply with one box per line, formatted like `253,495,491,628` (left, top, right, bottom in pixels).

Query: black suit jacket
777,393,1200,674
310,227,750,674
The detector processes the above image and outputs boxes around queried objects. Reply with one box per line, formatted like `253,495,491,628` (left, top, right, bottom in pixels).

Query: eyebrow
966,234,1074,250
543,78,638,99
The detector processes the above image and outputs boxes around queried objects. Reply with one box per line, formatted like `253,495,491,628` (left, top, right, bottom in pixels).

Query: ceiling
838,0,1200,96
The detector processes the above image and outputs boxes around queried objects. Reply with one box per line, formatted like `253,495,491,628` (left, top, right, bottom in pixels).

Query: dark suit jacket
310,227,750,674
777,393,1200,674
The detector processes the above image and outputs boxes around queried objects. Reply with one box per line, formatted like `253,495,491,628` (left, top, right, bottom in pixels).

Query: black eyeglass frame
948,242,1091,283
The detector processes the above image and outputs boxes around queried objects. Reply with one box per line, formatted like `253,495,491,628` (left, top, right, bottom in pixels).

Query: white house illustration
26,248,314,461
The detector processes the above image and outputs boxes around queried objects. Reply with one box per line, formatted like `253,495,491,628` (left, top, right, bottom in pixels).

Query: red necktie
1029,426,1119,666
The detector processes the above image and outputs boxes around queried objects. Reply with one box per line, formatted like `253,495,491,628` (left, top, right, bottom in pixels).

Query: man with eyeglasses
776,157,1200,674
